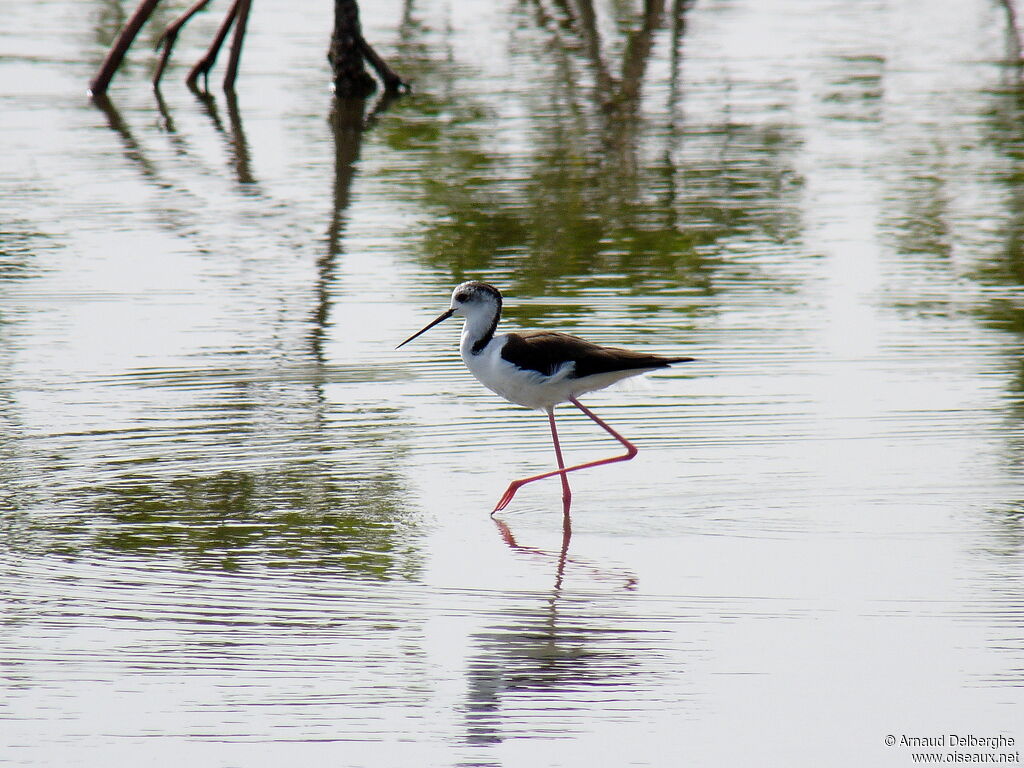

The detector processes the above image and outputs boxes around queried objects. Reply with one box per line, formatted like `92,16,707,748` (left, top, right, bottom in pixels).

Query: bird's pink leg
492,396,639,514
547,408,572,517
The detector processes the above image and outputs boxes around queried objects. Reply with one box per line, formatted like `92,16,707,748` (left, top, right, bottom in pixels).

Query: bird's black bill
396,308,455,349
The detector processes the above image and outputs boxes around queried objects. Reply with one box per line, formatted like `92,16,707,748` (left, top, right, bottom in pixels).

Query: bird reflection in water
459,516,641,747
493,516,638,593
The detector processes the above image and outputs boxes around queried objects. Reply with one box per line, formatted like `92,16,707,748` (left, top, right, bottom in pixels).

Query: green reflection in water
966,70,1024,444
381,0,804,311
0,228,43,281
976,80,1024,294
875,50,1024,466
4,461,415,579
0,365,415,580
84,468,412,577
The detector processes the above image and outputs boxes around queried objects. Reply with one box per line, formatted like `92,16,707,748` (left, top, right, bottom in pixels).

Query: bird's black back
501,331,693,379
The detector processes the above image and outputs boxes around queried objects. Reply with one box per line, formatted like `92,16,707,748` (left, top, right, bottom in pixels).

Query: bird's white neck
459,302,501,356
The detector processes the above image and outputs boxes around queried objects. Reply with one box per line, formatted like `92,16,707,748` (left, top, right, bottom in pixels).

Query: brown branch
153,0,213,88
89,0,163,96
187,0,240,90
999,0,1024,62
358,36,409,94
329,0,376,98
222,0,252,91
619,0,664,106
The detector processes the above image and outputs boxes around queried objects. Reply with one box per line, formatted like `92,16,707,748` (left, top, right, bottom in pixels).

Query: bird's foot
492,480,525,514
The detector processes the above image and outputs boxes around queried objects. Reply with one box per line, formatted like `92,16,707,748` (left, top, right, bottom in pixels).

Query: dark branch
153,0,213,89
329,0,377,98
89,0,163,96
223,0,252,91
359,37,409,94
187,0,240,91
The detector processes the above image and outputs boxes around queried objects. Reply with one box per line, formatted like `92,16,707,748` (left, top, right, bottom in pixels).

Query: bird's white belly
460,342,652,411
462,350,565,410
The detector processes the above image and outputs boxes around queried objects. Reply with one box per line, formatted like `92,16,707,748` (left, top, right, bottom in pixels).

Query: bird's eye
455,291,470,303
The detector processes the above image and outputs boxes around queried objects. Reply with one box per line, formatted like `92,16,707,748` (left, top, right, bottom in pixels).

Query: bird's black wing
501,331,692,379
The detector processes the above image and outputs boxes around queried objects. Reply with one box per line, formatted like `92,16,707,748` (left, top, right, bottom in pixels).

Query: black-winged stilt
397,281,693,515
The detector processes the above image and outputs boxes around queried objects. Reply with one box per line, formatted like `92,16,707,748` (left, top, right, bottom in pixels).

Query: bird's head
396,282,503,349
449,281,502,318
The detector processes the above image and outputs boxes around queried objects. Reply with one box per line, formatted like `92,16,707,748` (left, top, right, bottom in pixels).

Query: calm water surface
1,0,1023,766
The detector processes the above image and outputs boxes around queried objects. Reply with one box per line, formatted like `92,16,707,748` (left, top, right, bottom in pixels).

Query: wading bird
397,282,692,515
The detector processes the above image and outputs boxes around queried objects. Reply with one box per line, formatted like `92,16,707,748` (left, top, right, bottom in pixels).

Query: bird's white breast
459,330,662,411
460,334,572,411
